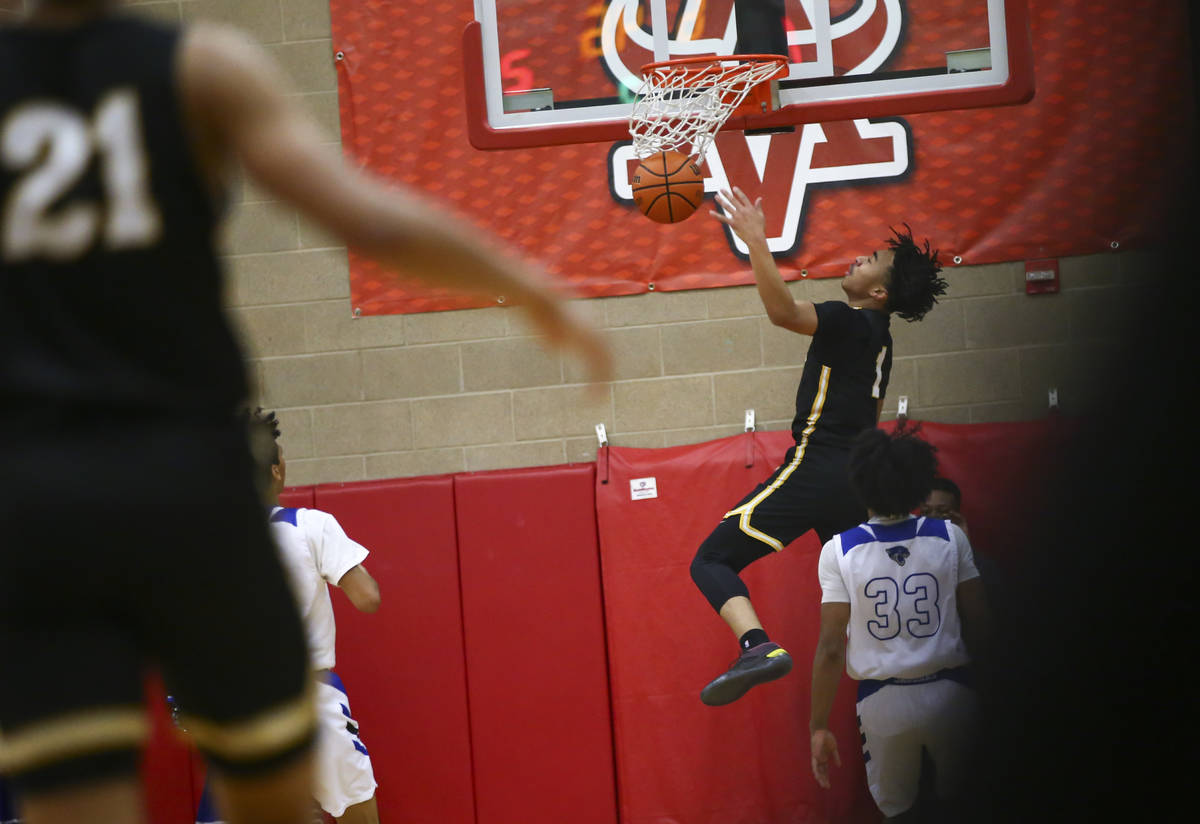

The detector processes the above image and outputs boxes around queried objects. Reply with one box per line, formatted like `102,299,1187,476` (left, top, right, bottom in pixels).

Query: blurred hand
523,293,612,395
811,729,841,789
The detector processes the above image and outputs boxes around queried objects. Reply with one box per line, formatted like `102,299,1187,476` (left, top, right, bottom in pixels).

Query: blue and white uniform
818,515,980,816
269,506,377,819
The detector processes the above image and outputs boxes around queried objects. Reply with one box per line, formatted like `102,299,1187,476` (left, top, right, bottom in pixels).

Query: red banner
330,0,1195,315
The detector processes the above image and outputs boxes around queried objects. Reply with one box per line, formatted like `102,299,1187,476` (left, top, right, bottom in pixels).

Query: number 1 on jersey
871,345,888,399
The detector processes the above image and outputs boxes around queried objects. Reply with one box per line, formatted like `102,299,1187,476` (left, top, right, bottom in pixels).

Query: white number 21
2,89,161,263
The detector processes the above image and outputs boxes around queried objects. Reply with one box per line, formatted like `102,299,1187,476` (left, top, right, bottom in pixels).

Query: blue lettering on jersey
270,507,298,526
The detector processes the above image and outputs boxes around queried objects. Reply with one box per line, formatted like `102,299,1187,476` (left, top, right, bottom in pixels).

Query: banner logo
604,0,912,256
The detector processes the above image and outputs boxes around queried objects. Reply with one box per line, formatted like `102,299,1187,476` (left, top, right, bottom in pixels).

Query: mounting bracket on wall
744,409,756,432
595,423,610,485
897,396,909,423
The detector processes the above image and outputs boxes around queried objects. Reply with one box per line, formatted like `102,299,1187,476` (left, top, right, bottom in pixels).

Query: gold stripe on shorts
723,365,831,551
178,679,316,763
0,706,148,773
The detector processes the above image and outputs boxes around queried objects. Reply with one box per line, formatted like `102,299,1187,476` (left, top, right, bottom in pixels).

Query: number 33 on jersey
817,516,980,682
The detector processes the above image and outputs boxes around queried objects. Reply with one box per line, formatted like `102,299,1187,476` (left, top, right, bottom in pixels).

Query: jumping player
257,409,383,824
694,187,947,705
809,426,990,819
0,3,608,823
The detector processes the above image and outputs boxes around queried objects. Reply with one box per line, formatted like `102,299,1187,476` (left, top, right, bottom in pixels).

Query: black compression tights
689,519,775,613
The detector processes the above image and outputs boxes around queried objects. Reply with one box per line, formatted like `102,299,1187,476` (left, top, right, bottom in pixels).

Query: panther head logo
885,546,910,567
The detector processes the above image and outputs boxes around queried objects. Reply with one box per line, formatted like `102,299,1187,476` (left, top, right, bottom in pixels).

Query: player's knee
688,549,709,586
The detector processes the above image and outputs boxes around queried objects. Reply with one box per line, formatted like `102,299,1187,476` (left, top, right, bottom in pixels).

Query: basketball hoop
629,54,788,160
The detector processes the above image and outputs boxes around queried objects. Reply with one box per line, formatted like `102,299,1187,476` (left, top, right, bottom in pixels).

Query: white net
629,57,786,160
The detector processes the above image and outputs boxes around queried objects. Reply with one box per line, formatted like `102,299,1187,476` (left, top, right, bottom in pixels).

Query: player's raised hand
710,187,767,247
810,729,841,789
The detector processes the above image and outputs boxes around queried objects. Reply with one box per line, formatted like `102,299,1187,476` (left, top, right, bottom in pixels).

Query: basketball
631,150,705,224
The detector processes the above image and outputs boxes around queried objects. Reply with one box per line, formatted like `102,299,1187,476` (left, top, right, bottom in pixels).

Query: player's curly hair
884,224,947,322
848,424,939,517
243,406,282,483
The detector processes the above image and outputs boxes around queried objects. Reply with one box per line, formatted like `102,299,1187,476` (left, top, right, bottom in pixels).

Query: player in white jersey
241,410,383,824
809,426,991,820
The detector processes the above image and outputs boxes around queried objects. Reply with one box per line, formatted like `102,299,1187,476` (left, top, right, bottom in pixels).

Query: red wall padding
595,418,1071,824
453,464,618,824
280,484,316,510
315,476,475,824
596,433,877,824
138,419,1068,824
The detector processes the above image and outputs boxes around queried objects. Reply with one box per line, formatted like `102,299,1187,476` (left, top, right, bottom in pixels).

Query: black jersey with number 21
0,15,246,417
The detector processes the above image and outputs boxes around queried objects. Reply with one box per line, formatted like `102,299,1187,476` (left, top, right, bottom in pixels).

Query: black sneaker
700,642,793,706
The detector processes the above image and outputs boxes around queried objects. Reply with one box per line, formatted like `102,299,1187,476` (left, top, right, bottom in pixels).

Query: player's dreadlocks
883,224,947,322
244,406,282,486
848,424,939,517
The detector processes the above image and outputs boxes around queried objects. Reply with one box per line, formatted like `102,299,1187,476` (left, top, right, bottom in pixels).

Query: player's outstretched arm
710,187,817,336
337,565,381,614
180,24,610,386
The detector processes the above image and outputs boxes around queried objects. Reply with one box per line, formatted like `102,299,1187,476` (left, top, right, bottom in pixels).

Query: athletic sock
739,628,770,651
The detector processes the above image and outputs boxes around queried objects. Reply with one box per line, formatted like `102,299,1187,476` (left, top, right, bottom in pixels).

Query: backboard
463,0,1033,150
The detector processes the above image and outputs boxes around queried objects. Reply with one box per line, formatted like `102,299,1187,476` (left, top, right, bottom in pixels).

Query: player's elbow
766,305,798,329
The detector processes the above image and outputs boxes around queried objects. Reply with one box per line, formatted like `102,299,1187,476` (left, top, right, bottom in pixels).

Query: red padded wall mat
453,464,618,824
315,476,474,824
596,433,878,824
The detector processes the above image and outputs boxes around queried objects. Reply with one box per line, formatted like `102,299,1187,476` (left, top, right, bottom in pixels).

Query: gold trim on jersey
177,679,316,763
0,705,148,773
724,365,831,551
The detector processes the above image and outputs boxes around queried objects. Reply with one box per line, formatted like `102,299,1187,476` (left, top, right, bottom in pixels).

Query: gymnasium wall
116,0,1170,488
134,416,1076,823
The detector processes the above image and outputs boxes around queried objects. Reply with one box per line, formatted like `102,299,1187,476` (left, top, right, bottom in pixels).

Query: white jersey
818,515,979,681
269,506,369,671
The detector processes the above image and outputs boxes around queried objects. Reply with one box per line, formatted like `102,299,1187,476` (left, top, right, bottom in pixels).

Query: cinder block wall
104,1,1165,484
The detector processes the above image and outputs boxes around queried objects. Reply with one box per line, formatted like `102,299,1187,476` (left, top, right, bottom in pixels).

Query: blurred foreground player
692,188,947,705
809,427,991,820
196,410,383,824
0,2,609,823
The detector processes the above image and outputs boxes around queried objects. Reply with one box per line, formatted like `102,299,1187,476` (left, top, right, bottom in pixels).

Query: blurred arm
179,25,610,383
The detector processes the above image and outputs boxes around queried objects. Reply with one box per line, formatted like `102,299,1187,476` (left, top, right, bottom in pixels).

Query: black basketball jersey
0,15,246,419
790,301,892,447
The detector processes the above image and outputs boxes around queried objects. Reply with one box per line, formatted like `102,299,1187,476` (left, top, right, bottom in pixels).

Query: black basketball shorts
0,414,314,793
